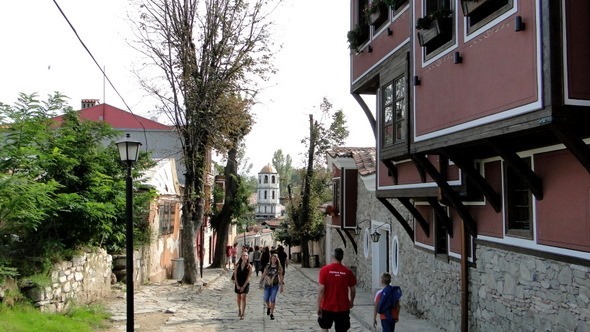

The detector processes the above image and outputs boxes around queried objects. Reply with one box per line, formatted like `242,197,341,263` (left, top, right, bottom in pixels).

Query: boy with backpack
373,272,402,332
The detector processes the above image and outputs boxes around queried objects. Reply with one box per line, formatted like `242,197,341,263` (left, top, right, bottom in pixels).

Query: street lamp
115,134,141,332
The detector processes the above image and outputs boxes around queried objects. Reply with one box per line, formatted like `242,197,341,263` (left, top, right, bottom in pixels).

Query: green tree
133,0,279,284
0,93,155,276
289,98,348,267
272,149,293,197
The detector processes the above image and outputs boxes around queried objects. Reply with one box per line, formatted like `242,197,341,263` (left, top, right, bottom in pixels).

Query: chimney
81,99,99,109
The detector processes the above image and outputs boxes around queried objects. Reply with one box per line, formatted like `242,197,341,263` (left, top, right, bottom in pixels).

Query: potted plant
416,9,453,47
347,24,369,53
460,0,491,17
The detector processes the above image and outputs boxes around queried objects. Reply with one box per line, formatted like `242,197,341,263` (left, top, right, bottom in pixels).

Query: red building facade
345,1,590,330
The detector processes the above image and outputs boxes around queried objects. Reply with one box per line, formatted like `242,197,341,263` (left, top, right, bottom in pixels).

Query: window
419,0,454,58
382,76,406,147
272,191,275,200
332,177,341,215
271,175,275,184
368,0,390,31
504,157,533,239
435,213,448,256
393,0,409,13
391,235,400,275
264,175,268,184
463,0,512,33
159,202,175,235
264,190,267,199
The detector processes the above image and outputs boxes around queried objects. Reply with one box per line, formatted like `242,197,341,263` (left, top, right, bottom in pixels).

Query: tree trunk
210,147,239,268
181,140,206,284
300,114,316,268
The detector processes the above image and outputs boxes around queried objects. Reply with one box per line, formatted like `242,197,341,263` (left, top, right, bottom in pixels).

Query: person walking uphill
260,253,284,320
233,252,252,320
374,272,402,332
317,248,357,332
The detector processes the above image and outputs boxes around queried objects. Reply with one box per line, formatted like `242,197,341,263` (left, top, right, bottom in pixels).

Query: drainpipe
461,219,469,332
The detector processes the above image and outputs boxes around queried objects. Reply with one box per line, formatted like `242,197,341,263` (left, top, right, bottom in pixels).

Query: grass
0,303,111,332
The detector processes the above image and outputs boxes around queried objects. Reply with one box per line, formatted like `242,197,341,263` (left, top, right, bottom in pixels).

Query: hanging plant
347,24,369,53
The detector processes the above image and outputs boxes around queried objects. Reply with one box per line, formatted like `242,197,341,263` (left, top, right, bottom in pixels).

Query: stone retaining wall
23,248,112,313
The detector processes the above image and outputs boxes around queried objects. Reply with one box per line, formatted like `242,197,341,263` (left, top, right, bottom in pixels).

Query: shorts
231,257,237,263
317,310,350,332
263,284,279,303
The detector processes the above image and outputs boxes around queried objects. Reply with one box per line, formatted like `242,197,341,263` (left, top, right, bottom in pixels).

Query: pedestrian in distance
260,246,270,273
260,253,284,320
317,248,357,332
253,245,262,276
233,251,252,320
277,245,288,277
373,272,402,332
230,243,238,270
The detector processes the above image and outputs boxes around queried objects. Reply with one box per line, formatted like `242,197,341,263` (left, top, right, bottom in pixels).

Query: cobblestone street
106,264,440,331
106,266,366,331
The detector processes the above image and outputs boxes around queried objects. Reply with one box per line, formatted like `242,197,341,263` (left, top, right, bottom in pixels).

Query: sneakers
270,314,275,320
267,308,271,315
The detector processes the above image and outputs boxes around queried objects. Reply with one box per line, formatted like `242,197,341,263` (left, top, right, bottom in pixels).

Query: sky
0,1,375,175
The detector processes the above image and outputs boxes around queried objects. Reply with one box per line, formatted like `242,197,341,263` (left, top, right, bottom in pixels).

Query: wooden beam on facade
412,157,427,183
487,139,544,200
553,123,590,175
411,154,478,237
377,197,414,241
343,229,358,255
352,93,377,139
443,150,502,212
397,197,429,237
335,229,347,248
383,159,399,184
426,197,454,237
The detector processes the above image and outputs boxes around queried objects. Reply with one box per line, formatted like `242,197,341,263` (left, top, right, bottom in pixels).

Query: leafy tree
0,93,155,276
132,0,279,284
272,149,294,197
288,98,348,267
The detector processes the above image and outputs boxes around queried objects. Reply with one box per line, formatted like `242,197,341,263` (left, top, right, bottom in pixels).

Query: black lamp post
115,134,141,332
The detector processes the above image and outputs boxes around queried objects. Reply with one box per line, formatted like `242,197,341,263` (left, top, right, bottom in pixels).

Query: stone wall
23,248,112,313
335,177,590,331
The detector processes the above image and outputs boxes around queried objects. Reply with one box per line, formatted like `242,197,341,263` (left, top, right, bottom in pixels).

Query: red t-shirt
318,262,357,312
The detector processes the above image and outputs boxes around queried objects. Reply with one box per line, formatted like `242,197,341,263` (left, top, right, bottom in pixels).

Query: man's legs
333,311,351,332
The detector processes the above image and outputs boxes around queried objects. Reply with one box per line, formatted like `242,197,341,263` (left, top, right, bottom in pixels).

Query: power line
51,0,149,148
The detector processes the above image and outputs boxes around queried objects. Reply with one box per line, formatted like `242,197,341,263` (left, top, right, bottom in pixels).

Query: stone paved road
106,266,367,331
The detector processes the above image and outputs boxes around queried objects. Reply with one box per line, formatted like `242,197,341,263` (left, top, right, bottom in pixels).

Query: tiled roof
327,147,376,176
52,104,173,130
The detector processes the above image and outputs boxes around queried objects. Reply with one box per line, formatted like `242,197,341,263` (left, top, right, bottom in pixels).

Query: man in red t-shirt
317,248,357,332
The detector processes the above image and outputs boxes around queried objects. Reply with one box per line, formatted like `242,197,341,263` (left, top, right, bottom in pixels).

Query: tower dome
259,164,277,174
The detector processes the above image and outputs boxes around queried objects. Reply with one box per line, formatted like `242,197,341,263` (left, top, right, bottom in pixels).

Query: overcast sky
0,1,375,175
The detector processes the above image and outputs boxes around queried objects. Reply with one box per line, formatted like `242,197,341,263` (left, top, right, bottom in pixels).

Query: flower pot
460,0,491,17
417,18,452,47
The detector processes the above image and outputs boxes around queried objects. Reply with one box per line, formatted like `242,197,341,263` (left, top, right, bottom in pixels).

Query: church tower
255,164,280,220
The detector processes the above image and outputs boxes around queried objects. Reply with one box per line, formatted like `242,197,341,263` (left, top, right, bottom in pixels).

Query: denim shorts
263,284,279,303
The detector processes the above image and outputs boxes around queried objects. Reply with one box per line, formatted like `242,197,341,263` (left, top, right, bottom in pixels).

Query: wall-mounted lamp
370,223,389,243
515,16,525,31
413,76,421,86
387,27,393,36
355,219,371,235
454,51,462,64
